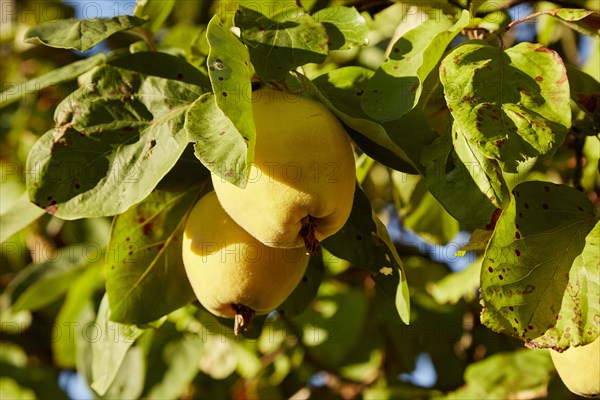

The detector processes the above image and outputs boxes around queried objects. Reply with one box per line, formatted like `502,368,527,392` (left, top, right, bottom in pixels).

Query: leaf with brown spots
480,181,599,350
106,183,209,324
440,42,571,172
26,65,204,219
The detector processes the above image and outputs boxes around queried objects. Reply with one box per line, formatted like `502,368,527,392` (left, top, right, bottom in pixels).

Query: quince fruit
550,337,599,397
211,88,356,255
182,191,309,334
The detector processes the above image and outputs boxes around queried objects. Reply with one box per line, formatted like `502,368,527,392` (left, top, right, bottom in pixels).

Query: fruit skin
550,337,600,398
211,88,356,252
182,192,309,321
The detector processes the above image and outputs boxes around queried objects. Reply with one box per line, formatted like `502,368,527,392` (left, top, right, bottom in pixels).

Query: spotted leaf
480,181,599,350
440,42,571,172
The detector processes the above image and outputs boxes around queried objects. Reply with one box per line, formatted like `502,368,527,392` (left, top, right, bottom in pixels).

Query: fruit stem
232,304,256,336
300,216,320,256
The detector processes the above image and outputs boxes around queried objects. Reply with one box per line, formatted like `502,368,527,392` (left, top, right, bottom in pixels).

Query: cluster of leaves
1,0,598,398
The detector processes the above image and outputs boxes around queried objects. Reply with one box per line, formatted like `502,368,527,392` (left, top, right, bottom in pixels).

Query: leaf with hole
480,181,599,350
202,15,255,187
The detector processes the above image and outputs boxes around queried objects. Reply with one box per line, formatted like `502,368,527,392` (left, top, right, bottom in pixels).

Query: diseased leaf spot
356,234,362,240
535,76,543,82
542,204,549,210
356,90,364,96
524,203,529,209
515,249,521,256
302,276,308,282
509,306,514,311
514,318,518,324
544,185,550,192
393,47,399,53
528,325,534,330
499,274,504,280
137,217,146,224
157,243,164,251
577,206,584,211
488,266,493,273
177,73,184,80
515,232,520,239
222,92,228,97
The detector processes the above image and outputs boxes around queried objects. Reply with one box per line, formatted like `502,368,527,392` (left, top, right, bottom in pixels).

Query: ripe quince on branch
182,192,309,335
212,88,356,255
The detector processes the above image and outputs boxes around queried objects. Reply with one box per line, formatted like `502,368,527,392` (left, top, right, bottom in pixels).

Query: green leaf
312,6,368,50
108,51,210,89
322,185,410,324
134,0,175,33
510,8,600,37
566,64,600,131
279,252,325,317
381,108,440,173
185,93,251,188
52,262,105,368
421,134,503,229
145,335,204,399
294,281,368,368
26,65,204,218
106,184,207,324
447,350,554,399
24,15,148,51
396,178,460,245
236,6,328,82
308,68,419,173
361,10,471,122
480,181,599,350
5,245,95,312
430,256,481,305
202,15,255,187
0,53,106,108
440,42,571,172
0,192,46,243
91,295,145,396
0,377,35,400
